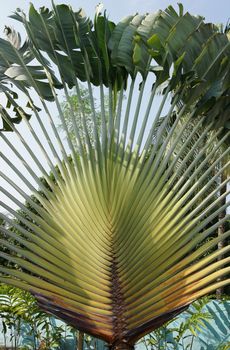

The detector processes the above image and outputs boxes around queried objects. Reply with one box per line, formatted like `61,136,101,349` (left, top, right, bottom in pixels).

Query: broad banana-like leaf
0,3,229,350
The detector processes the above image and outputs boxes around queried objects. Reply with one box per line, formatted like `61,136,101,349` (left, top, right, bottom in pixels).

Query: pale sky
0,0,230,32
0,0,229,214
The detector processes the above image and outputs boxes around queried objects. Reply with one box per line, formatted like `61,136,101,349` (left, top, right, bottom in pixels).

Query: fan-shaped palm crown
0,3,229,349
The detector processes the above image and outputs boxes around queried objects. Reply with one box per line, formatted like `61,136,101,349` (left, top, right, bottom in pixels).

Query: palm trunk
216,172,227,299
109,342,134,350
77,331,84,350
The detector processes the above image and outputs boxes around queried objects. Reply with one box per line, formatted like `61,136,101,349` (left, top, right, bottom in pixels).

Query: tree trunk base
109,341,134,350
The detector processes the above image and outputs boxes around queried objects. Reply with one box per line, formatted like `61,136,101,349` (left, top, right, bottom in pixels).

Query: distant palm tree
0,3,229,350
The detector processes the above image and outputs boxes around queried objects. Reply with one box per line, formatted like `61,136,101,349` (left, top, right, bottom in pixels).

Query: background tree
59,85,104,150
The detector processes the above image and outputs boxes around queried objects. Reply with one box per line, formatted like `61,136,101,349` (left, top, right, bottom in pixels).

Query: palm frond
0,3,229,349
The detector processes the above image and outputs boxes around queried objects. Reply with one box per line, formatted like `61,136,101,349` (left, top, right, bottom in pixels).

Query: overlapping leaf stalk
0,3,229,349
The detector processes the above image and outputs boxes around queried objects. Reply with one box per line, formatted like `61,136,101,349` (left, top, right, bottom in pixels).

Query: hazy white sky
0,0,230,32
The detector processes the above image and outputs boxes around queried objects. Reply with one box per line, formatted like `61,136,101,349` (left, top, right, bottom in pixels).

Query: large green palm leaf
0,3,229,349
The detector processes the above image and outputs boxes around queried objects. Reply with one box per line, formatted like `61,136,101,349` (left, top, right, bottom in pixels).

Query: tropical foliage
0,285,229,349
0,2,229,350
140,297,214,350
139,296,230,350
0,284,65,350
